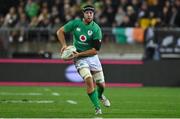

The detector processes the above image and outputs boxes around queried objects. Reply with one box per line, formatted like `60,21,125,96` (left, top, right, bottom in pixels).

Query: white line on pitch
66,100,77,105
44,88,51,91
43,88,60,96
0,92,42,96
52,92,60,96
0,100,54,104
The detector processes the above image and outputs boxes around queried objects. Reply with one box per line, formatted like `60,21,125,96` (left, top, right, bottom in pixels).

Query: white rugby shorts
74,55,102,71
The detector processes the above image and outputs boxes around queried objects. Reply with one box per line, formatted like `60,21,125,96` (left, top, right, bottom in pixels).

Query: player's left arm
73,46,99,58
78,39,102,56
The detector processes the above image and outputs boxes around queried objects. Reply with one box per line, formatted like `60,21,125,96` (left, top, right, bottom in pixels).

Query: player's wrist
73,52,80,58
62,44,67,47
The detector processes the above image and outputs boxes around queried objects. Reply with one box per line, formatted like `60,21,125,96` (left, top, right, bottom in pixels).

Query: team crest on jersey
79,35,87,42
88,30,93,36
76,27,81,31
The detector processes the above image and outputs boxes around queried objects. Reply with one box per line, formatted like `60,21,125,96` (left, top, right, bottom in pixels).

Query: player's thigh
74,58,89,70
92,71,105,83
88,55,103,71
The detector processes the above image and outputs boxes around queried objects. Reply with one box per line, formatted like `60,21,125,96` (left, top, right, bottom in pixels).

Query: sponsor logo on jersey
76,27,81,31
88,30,93,36
77,41,88,45
79,35,87,42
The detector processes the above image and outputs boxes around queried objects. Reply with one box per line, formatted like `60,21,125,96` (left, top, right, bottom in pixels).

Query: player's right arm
56,27,67,53
57,20,76,53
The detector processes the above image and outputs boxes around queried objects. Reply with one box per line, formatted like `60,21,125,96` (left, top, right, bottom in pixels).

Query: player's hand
72,51,79,58
60,45,67,54
62,51,79,61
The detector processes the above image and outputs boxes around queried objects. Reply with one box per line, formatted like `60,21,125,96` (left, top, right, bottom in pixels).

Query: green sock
88,89,100,109
97,86,104,99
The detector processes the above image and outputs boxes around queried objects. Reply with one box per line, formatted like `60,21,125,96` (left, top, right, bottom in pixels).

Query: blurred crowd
0,0,179,43
0,0,179,58
0,0,180,29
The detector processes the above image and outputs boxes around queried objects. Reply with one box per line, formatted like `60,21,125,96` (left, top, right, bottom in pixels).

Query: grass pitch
0,86,180,118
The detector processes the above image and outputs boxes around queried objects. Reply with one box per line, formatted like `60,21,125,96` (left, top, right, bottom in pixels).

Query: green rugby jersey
63,19,102,52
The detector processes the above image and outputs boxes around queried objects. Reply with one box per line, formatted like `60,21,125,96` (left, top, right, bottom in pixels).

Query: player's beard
84,18,92,24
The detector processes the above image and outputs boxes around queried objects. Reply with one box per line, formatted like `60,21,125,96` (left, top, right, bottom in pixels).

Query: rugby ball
61,45,76,60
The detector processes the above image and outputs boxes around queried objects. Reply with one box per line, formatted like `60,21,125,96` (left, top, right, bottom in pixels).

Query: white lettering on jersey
77,41,88,45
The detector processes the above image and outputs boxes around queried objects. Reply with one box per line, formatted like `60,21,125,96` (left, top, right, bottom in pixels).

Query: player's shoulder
72,18,82,23
92,21,101,29
91,21,101,32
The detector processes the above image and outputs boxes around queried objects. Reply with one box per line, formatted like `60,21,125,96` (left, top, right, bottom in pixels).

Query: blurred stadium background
0,0,179,60
0,0,180,118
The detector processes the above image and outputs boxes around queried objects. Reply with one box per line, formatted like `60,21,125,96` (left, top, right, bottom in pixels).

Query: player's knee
93,71,105,83
79,68,92,80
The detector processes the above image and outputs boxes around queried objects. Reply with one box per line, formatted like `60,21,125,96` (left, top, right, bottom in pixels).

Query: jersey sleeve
91,25,102,50
93,26,102,41
63,20,75,33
